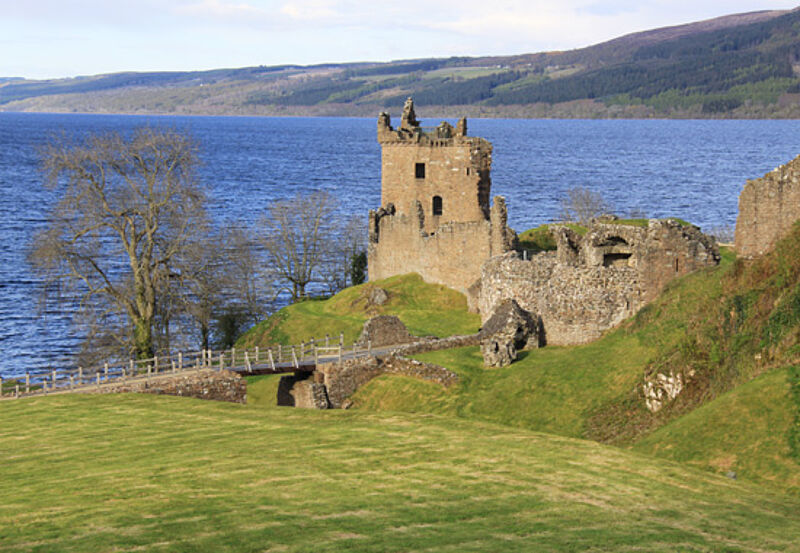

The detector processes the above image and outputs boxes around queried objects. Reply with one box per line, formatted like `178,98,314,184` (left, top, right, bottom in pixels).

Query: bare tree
558,186,615,227
318,214,367,295
261,191,335,302
30,128,207,360
224,227,276,326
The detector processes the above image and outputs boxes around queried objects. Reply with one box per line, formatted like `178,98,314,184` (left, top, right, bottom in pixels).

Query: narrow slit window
432,195,443,216
415,163,426,179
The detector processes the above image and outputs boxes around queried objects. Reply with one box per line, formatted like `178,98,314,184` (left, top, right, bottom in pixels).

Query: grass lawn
2,392,800,552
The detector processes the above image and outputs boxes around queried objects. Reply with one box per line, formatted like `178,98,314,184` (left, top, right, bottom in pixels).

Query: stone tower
368,98,514,306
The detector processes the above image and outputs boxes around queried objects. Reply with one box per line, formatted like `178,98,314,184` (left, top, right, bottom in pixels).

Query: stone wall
369,98,514,300
96,369,246,404
356,315,416,347
312,355,459,409
736,154,800,257
277,373,330,409
479,220,719,345
368,197,513,299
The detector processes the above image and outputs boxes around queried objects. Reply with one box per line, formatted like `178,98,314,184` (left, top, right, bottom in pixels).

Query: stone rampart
479,220,719,345
736,155,800,257
96,369,246,404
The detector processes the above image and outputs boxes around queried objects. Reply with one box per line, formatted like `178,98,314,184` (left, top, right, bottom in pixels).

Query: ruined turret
368,98,514,306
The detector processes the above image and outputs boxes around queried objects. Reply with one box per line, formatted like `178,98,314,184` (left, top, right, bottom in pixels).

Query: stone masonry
736,154,800,257
368,98,515,302
479,220,719,345
96,369,246,404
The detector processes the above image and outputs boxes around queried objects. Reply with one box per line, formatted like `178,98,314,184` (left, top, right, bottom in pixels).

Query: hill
237,222,800,493
3,8,800,118
1,393,799,551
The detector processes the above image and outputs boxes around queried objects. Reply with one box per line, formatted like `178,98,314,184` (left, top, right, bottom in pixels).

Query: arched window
432,196,443,216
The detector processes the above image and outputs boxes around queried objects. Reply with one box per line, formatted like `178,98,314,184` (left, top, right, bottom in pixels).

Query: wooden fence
0,333,374,401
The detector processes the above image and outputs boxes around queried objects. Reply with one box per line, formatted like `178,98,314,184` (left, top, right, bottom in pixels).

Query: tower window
432,195,443,216
415,163,425,179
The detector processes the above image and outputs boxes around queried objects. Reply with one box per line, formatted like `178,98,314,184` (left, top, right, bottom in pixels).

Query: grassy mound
236,273,479,349
2,393,799,552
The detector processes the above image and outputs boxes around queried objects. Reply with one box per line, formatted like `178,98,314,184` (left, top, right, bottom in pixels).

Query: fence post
314,347,319,366
278,344,282,362
291,346,298,368
244,351,251,373
255,346,260,363
25,372,30,394
52,369,57,388
338,344,342,363
268,349,275,371
218,353,223,372
70,375,74,390
154,356,159,375
104,363,109,381
42,379,47,395
178,352,183,371
300,341,305,359
96,372,100,389
368,340,372,355
171,360,177,374
147,363,152,379
15,384,19,399
0,376,3,397
232,347,236,367
129,359,134,377
196,356,201,371
79,367,83,385
340,332,344,346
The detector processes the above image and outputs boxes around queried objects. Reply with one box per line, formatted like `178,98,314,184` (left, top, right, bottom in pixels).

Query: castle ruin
479,220,719,345
368,98,514,299
368,99,720,346
735,154,800,257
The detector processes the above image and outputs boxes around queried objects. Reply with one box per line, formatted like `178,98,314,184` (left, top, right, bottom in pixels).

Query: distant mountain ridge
3,7,800,118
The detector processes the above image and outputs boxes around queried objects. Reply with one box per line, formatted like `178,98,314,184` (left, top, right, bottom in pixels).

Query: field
2,392,800,552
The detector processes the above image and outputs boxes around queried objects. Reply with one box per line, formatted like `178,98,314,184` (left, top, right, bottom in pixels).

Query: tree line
29,128,366,366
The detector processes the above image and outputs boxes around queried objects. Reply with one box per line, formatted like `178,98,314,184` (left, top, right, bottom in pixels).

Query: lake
2,112,800,377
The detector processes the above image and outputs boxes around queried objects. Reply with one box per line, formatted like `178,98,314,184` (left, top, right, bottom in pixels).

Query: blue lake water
2,112,800,378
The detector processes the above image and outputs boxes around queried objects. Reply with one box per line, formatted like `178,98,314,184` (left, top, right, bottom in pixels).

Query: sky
2,1,799,79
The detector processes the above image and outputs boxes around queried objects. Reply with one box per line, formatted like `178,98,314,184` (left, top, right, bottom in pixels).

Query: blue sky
2,1,798,79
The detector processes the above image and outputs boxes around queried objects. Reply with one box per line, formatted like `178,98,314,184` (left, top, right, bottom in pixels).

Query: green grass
352,328,652,438
2,393,800,552
236,274,480,349
634,367,800,494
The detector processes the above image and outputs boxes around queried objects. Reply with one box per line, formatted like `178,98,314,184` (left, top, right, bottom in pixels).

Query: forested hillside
3,8,800,118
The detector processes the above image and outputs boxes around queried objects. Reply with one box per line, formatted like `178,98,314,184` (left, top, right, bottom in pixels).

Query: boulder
356,315,415,348
367,287,389,306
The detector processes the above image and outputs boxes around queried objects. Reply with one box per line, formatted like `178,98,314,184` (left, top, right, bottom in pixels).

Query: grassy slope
2,393,800,552
634,368,800,492
236,273,480,349
352,227,800,490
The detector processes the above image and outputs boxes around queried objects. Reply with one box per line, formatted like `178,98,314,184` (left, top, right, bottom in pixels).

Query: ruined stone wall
97,369,246,404
479,220,719,345
368,99,513,300
380,140,491,233
736,155,800,257
368,196,512,298
316,356,458,409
